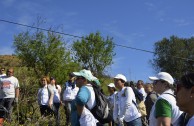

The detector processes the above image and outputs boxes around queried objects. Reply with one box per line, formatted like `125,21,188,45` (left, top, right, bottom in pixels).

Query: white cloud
145,2,155,10
173,19,190,26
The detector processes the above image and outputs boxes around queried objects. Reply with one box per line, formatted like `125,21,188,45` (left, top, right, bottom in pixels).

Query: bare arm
15,87,19,98
76,104,84,116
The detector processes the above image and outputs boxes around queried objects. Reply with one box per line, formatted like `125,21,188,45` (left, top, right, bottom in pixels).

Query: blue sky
0,0,194,82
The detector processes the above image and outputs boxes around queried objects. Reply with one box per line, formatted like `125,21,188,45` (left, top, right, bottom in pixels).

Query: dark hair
124,81,130,87
69,72,75,77
137,80,144,85
181,73,194,89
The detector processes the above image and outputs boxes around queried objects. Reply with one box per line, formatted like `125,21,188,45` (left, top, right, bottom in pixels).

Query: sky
0,0,194,83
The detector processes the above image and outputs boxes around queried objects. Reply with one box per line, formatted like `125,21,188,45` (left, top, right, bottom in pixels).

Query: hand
15,98,18,103
118,116,124,126
49,101,53,108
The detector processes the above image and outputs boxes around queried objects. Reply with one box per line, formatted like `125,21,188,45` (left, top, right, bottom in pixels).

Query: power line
1,18,194,62
0,19,83,39
0,19,155,53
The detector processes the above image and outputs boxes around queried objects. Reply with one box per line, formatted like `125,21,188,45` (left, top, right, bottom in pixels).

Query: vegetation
151,36,194,79
72,32,115,76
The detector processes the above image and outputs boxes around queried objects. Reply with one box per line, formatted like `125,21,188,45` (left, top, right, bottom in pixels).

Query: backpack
86,83,113,124
131,87,144,102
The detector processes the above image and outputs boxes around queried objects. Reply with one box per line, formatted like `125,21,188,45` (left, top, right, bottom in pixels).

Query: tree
13,27,79,83
151,35,194,79
72,32,115,76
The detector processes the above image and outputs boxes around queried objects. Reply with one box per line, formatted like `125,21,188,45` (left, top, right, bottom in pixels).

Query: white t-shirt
37,85,54,105
187,116,194,126
113,87,141,123
63,82,79,101
79,107,98,126
51,84,61,103
0,73,6,78
138,87,147,101
0,76,19,98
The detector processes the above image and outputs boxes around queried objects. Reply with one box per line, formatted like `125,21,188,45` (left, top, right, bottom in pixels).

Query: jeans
64,101,72,126
125,117,142,126
0,98,14,122
53,103,60,126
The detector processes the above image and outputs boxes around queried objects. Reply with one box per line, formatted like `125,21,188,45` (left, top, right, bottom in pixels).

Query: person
107,83,117,126
148,72,182,126
0,68,19,122
144,83,158,121
61,73,79,126
50,77,61,126
137,80,147,101
37,76,54,117
0,68,6,78
113,74,142,126
176,73,194,126
71,69,97,126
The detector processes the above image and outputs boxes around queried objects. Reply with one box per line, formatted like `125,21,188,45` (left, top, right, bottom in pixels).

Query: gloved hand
118,116,124,126
15,97,18,103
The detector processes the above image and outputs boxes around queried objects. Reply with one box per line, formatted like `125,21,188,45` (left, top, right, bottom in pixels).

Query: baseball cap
114,74,127,82
149,72,174,85
73,69,94,81
107,83,115,88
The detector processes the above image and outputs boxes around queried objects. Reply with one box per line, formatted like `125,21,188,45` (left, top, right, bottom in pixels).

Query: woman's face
41,78,48,86
144,84,153,93
176,82,192,112
51,79,56,84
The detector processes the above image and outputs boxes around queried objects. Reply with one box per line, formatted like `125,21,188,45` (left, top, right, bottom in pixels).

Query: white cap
73,69,94,81
107,83,115,88
149,72,174,85
114,74,127,82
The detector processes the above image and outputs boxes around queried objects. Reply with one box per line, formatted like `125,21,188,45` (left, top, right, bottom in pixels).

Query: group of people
0,67,194,126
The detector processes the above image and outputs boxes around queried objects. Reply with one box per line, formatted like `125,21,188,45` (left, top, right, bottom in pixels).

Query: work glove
118,116,125,126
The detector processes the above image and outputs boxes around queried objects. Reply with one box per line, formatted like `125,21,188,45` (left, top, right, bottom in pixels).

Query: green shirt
155,99,172,118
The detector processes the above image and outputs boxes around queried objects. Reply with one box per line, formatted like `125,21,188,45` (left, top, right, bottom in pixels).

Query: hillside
0,55,21,68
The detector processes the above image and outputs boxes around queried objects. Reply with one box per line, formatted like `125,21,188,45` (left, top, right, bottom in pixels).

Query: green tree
151,36,194,79
13,28,79,83
72,32,115,76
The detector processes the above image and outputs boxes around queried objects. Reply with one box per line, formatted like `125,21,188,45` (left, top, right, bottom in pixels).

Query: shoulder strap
163,93,175,98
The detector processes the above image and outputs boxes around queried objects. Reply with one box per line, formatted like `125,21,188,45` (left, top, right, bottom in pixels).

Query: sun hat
114,74,127,82
73,69,94,81
92,76,101,86
149,72,174,85
107,83,115,88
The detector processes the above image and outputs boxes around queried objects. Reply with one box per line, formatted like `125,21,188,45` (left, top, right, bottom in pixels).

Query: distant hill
0,55,21,68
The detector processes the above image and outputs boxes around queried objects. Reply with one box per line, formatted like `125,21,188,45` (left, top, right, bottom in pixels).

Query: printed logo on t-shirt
2,81,11,89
